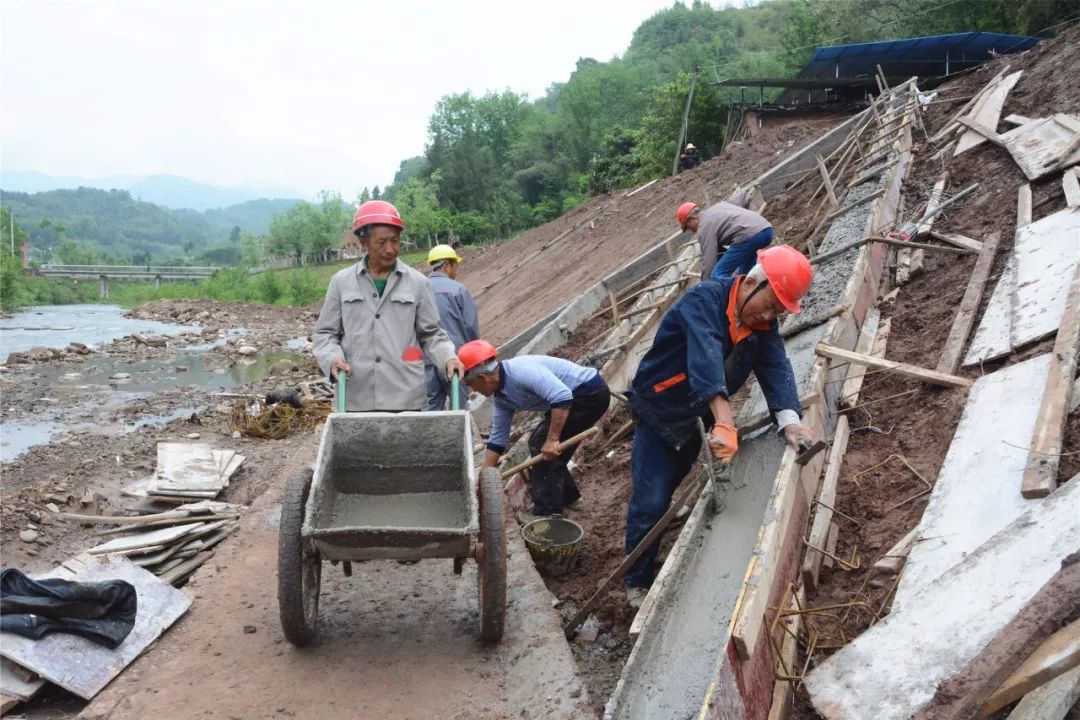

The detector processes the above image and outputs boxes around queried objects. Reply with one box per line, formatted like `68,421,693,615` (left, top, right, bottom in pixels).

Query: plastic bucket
521,516,585,578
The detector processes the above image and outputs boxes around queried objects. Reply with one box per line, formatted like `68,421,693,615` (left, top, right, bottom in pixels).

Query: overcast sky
1,0,729,200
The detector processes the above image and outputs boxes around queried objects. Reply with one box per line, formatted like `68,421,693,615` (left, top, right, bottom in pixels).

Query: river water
1,304,305,461
0,304,199,356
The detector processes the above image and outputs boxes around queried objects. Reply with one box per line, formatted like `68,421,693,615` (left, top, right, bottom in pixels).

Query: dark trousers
623,422,703,588
425,364,469,411
710,227,775,280
527,384,610,516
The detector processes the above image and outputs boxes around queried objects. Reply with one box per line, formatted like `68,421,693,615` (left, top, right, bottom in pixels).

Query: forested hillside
374,0,1069,244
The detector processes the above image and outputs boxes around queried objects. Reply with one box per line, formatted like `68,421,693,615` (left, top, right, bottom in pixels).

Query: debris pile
124,442,245,503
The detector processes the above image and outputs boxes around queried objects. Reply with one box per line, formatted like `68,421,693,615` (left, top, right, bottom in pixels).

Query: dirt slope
461,115,844,344
792,25,1080,720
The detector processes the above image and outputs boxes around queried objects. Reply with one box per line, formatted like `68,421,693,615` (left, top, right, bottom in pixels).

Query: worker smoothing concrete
622,245,816,607
313,200,463,411
425,244,480,411
678,187,775,281
459,340,611,521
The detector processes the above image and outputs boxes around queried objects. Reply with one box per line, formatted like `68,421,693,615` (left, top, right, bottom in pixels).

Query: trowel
697,418,732,514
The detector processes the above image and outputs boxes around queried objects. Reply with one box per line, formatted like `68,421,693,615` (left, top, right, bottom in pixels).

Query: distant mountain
1,170,303,211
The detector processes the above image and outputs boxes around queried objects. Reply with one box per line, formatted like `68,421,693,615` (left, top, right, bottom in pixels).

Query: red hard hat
458,340,497,372
676,202,699,230
353,200,405,232
757,245,813,314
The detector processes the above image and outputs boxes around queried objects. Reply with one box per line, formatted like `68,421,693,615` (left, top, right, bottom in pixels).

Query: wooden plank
153,443,223,492
0,694,20,715
816,155,839,208
929,230,983,252
936,231,1003,374
0,555,190,700
871,528,917,577
89,521,206,555
1004,114,1035,126
805,481,1080,720
928,66,1010,144
840,308,881,408
1021,259,1080,498
1001,115,1080,180
979,618,1080,716
816,343,971,388
916,173,949,237
1010,208,1080,352
766,588,806,720
1063,167,1080,208
1018,183,1033,228
956,116,1005,146
0,658,43,702
800,415,850,592
895,353,1052,608
955,70,1022,154
1004,665,1080,720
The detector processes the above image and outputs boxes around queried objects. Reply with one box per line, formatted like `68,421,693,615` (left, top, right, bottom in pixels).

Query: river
1,304,199,356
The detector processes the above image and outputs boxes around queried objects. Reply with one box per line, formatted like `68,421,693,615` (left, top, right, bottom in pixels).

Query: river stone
237,346,257,356
19,529,39,543
6,352,30,364
110,372,132,380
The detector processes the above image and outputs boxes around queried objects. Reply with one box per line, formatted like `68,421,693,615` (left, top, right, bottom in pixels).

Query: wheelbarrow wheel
278,466,321,646
477,467,506,642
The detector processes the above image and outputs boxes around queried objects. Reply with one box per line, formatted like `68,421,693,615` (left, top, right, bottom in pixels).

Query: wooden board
979,618,1080,716
929,230,983,253
800,415,850,592
954,70,1021,155
894,353,1052,610
1063,167,1080,208
839,309,881,408
936,231,1003,374
89,521,204,555
0,555,190,700
965,208,1080,365
1000,114,1080,180
1021,259,1080,498
0,658,43,702
153,443,223,493
804,479,1080,720
1004,665,1080,720
816,343,971,388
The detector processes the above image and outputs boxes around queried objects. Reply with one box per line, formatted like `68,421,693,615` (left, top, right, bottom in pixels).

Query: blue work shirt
487,356,601,454
629,275,801,449
428,271,480,350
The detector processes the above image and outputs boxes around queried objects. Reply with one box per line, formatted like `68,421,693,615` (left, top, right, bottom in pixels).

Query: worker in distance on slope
313,200,463,411
677,142,701,173
459,340,610,522
622,245,816,608
425,243,480,410
677,185,775,281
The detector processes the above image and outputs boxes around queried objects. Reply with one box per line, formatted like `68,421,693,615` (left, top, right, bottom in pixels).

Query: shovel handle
336,371,347,414
499,426,599,480
450,371,462,411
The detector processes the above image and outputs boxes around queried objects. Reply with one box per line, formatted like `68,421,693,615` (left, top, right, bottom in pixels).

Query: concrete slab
894,353,1051,609
1005,665,1080,720
804,479,1080,720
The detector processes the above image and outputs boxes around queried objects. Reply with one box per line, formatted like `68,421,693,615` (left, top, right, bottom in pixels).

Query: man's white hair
465,358,499,379
746,263,768,283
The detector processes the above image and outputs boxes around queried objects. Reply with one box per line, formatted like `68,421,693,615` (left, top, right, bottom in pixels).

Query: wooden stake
1021,260,1080,498
936,231,1003,375
607,289,621,327
816,155,839,209
801,416,850,593
816,343,972,388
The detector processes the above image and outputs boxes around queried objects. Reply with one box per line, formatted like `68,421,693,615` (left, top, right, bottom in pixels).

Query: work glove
708,422,738,464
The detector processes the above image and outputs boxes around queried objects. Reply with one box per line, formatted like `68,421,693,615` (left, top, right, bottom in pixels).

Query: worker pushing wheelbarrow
278,199,505,645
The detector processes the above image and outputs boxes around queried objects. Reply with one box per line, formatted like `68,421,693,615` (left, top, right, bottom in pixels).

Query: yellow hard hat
428,244,463,265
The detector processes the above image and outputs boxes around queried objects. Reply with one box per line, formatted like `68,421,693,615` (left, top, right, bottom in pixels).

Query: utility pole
673,67,701,176
9,208,14,257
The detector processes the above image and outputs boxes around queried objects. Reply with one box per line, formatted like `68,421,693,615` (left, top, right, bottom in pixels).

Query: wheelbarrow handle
499,426,600,480
336,371,347,414
450,371,462,412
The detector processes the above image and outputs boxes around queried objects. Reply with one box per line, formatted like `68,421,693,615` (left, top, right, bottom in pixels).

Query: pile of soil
791,25,1080,720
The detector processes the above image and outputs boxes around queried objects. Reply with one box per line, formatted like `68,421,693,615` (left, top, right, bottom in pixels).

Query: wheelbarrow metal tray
302,411,478,562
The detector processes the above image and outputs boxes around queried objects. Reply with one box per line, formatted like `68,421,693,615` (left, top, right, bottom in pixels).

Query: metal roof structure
800,31,1040,82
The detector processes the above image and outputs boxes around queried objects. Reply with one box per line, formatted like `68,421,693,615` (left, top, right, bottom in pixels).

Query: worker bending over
425,244,479,410
459,340,610,521
677,186,774,281
622,245,815,607
313,201,463,411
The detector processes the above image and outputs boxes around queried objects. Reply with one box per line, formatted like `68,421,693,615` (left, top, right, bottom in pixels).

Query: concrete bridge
37,265,220,298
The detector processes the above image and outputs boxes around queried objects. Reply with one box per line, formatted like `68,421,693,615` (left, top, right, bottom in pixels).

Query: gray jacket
697,190,772,281
428,271,480,349
313,258,455,411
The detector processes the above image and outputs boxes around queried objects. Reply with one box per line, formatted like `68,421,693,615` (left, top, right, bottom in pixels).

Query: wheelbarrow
277,373,506,645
